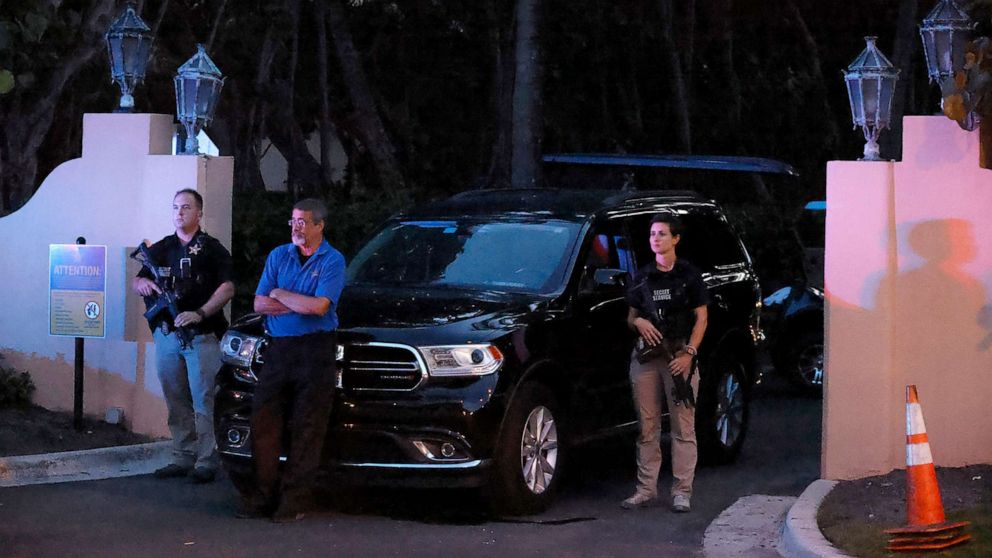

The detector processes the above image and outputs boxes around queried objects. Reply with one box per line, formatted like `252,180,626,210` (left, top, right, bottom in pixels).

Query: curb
780,479,855,558
0,441,172,488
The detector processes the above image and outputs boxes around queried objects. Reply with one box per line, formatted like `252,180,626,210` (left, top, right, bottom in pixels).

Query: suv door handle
712,293,729,311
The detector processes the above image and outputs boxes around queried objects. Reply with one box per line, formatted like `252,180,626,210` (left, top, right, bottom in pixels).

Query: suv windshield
346,219,582,293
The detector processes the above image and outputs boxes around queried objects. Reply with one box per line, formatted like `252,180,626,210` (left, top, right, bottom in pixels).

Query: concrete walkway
0,443,852,557
700,481,854,558
702,494,794,557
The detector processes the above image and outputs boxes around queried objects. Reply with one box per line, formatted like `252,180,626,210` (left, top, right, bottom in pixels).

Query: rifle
634,276,696,407
130,243,194,349
634,333,695,408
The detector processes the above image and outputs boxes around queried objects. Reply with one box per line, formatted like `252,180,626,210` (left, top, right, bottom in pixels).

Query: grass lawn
818,465,992,558
820,504,990,557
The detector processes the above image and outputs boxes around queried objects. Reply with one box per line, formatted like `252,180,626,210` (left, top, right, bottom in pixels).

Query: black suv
214,187,761,514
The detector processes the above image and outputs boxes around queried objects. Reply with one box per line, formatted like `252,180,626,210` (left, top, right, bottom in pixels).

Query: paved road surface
0,379,820,558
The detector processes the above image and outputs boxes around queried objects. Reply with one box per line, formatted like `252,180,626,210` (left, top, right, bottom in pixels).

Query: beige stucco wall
0,113,233,437
823,115,992,479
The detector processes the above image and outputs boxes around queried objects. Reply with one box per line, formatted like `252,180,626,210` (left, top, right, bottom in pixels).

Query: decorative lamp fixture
104,3,154,111
844,37,900,161
919,0,974,84
174,44,225,155
917,1,992,168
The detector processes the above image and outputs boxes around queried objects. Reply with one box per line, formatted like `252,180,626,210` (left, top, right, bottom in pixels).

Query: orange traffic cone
884,385,970,552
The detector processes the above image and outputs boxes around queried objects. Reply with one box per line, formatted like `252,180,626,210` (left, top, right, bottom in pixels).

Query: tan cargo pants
628,348,699,499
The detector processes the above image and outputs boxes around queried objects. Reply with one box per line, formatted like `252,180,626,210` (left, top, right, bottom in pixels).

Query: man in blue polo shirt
241,198,345,522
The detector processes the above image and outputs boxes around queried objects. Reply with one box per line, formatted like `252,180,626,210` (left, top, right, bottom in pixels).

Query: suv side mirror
592,268,628,289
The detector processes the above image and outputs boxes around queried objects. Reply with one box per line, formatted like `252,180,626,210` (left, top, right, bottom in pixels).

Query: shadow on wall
3,345,169,438
886,219,988,365
885,220,991,464
827,218,992,475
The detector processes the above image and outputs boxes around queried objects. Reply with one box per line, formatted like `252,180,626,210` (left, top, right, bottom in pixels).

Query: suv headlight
220,331,262,369
419,344,504,377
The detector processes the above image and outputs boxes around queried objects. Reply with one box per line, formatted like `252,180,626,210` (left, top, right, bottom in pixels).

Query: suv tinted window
626,209,745,271
682,213,747,268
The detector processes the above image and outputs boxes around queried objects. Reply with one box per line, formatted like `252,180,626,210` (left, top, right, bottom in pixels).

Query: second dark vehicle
215,177,763,514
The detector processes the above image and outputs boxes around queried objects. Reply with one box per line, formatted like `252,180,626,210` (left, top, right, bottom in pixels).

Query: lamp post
919,0,974,86
844,37,900,161
174,45,225,155
105,3,154,112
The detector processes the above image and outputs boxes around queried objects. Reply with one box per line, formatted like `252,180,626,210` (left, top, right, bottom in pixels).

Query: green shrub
0,353,35,407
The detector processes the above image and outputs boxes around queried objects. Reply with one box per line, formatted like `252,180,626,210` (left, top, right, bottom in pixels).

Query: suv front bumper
215,365,505,488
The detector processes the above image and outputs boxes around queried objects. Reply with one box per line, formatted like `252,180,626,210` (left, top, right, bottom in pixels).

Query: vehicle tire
784,331,824,396
487,383,564,516
221,459,257,497
696,355,749,465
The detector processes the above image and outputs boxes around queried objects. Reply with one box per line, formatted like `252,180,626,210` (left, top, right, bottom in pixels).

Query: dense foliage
0,353,35,408
5,1,992,311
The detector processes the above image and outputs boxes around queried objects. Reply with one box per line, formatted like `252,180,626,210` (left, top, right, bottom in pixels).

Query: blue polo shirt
255,240,346,337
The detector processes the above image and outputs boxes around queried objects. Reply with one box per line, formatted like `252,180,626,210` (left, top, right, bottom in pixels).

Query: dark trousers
250,331,336,505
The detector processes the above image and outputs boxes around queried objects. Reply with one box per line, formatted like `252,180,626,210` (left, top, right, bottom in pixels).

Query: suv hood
338,284,542,330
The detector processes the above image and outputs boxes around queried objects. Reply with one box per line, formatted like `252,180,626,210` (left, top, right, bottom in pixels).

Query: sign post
49,239,106,430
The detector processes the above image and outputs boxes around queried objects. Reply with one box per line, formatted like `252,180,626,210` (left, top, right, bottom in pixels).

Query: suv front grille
342,343,426,391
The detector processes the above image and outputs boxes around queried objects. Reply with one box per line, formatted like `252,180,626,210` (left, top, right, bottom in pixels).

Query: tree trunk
150,0,170,37
265,83,327,191
286,0,302,198
703,0,769,200
707,0,741,143
485,0,513,189
659,0,691,153
233,23,278,193
0,0,116,213
679,0,695,90
783,0,840,161
326,0,405,193
510,0,542,189
314,0,338,192
882,0,919,161
206,0,228,54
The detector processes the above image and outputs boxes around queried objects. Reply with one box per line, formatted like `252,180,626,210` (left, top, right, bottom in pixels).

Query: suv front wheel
696,356,749,464
488,383,564,515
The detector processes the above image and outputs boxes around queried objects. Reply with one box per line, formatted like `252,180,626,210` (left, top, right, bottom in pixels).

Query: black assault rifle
130,243,194,349
633,277,696,408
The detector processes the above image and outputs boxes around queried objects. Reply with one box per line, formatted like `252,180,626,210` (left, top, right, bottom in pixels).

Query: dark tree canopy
1,0,980,312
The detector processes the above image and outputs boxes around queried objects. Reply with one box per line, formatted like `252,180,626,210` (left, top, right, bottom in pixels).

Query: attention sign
49,244,107,338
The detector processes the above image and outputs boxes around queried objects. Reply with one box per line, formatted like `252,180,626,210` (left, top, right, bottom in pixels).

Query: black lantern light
844,37,900,161
920,0,975,85
105,3,154,112
174,44,225,155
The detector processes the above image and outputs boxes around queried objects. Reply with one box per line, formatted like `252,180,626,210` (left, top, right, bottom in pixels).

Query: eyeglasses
288,219,312,228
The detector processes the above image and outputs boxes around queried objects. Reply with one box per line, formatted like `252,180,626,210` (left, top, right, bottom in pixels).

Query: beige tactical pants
629,349,699,499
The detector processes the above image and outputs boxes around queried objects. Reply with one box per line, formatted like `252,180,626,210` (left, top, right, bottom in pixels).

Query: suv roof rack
402,188,707,220
542,153,799,177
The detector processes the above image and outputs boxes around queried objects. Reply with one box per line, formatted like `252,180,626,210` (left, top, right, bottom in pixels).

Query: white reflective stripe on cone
907,442,934,466
907,403,927,435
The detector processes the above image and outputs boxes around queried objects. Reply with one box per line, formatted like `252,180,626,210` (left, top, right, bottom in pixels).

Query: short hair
293,198,328,225
650,212,683,237
174,188,203,210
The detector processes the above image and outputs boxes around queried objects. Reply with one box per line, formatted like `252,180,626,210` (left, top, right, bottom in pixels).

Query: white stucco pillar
823,116,992,479
0,113,233,437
